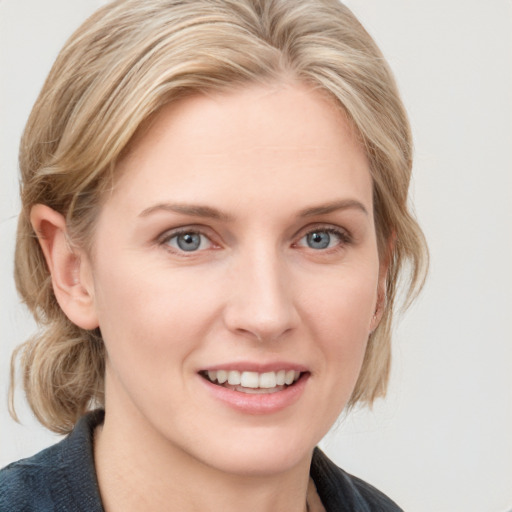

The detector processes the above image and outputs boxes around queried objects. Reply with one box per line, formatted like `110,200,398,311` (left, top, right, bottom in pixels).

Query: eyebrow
138,198,368,221
138,203,234,221
298,199,368,217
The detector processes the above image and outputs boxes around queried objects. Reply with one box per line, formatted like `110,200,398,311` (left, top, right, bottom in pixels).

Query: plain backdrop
1,1,511,511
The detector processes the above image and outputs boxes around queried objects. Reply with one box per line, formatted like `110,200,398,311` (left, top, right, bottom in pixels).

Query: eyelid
293,223,353,250
294,223,352,242
155,223,352,254
157,225,221,253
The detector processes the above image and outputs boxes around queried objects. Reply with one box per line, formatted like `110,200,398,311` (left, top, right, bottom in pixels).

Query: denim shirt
0,410,403,511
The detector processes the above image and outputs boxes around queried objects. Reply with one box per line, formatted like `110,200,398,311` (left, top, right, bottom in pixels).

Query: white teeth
205,369,302,389
240,371,259,388
284,370,296,385
227,370,241,385
259,371,277,388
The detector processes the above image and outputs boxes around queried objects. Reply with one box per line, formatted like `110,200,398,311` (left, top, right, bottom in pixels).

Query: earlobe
30,204,99,330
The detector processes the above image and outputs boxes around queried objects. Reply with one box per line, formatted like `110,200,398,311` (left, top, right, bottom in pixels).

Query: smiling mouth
200,369,303,394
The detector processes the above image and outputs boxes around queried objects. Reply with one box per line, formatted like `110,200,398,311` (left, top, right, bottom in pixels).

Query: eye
164,231,213,252
297,228,348,250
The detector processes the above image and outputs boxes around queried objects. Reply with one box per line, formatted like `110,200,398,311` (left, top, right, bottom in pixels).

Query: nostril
222,269,300,342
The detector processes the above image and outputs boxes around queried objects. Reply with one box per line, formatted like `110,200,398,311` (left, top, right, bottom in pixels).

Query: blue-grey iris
307,231,330,249
177,232,201,251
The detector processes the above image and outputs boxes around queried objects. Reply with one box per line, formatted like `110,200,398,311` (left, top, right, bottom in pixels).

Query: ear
30,204,99,330
369,232,396,333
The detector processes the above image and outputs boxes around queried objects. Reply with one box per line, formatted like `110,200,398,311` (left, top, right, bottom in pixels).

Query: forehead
110,82,372,217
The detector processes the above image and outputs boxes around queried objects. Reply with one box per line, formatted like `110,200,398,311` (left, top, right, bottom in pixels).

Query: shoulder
0,410,105,512
311,448,403,512
0,440,64,511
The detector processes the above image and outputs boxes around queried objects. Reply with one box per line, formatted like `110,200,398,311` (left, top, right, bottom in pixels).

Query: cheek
304,268,377,337
91,260,205,367
90,263,216,418
301,266,378,378
90,252,228,369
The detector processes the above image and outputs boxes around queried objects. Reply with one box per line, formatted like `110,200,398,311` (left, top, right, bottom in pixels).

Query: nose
222,246,299,342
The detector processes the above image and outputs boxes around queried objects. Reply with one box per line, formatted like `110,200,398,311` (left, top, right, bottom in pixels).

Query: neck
93,407,312,512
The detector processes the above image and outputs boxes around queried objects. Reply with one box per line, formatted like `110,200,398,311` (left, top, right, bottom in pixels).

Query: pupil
177,233,200,251
308,231,330,249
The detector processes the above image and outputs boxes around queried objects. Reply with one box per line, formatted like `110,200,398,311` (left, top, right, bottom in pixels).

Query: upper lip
199,361,309,373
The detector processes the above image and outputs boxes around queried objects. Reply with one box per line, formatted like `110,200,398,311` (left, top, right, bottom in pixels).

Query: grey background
1,1,511,511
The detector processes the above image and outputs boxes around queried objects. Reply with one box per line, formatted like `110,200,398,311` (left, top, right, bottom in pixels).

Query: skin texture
32,82,387,512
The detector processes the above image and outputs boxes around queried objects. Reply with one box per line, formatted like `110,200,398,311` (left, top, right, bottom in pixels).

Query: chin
206,449,310,478
188,426,319,477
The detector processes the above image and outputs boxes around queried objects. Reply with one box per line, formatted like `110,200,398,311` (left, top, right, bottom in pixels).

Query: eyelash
157,225,352,255
295,226,352,252
158,228,217,254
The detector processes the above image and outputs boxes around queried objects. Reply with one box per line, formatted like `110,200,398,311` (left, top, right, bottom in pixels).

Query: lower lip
199,373,309,415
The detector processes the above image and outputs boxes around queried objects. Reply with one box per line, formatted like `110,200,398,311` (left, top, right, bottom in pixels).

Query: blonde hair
11,0,427,433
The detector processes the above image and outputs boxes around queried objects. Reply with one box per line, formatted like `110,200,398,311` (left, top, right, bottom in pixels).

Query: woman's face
83,82,385,475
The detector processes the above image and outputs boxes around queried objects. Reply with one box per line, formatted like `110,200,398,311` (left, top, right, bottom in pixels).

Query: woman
0,0,427,510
